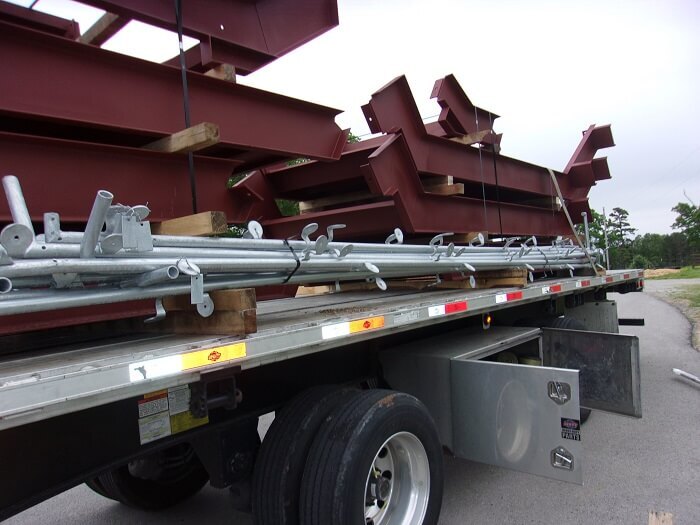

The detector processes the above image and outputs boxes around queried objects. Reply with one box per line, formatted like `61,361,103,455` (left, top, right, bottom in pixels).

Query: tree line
583,199,699,269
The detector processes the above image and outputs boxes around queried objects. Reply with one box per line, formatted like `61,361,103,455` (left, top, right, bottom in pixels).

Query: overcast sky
11,0,700,235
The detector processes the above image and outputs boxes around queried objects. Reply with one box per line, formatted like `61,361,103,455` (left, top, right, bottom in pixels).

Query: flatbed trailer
0,270,644,523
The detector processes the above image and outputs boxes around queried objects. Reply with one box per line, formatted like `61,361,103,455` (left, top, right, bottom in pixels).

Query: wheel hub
364,432,430,525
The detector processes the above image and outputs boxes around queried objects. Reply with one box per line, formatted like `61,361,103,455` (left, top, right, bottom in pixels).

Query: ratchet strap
546,169,598,273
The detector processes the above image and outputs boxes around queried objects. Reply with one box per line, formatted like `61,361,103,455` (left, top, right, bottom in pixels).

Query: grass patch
670,284,700,307
646,266,700,280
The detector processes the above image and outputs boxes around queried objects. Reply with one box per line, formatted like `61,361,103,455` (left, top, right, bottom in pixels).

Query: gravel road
6,285,700,524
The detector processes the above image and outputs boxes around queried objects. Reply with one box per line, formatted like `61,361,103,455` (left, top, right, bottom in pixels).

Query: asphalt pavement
6,282,700,524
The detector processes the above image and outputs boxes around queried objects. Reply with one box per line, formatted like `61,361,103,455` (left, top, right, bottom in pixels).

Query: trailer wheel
84,477,112,499
300,390,443,525
252,385,357,525
94,443,208,510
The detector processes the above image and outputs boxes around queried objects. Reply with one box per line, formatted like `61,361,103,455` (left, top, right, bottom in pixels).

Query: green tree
662,232,689,267
671,197,699,252
576,209,606,248
607,207,636,247
606,208,637,269
631,233,665,267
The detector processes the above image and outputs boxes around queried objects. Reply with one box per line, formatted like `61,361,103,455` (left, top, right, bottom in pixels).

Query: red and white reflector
542,284,562,295
428,300,468,318
495,291,523,304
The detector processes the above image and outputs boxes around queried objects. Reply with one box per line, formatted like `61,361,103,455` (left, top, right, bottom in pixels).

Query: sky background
8,0,700,235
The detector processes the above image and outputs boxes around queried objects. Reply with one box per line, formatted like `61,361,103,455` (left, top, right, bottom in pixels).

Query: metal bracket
144,297,166,323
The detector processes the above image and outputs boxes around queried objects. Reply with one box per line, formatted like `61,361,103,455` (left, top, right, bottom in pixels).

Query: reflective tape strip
623,273,630,279
579,279,591,287
606,277,614,283
129,342,247,383
181,343,246,371
446,301,468,314
542,284,561,294
321,316,385,340
495,291,522,304
428,305,446,317
428,300,467,317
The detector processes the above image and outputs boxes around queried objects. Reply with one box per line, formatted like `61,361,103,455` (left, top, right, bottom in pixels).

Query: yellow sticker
349,316,385,333
180,342,247,371
170,411,209,434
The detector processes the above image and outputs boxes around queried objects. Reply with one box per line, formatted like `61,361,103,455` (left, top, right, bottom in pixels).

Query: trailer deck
0,270,642,430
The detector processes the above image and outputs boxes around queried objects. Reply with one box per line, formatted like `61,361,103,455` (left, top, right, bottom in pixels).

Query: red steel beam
0,0,80,39
0,22,347,163
362,75,612,206
430,74,499,137
253,134,572,240
363,76,560,196
81,0,339,74
0,132,240,223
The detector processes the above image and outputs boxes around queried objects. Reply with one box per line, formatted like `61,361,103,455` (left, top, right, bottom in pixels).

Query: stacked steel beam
229,75,614,241
0,0,344,332
0,0,346,224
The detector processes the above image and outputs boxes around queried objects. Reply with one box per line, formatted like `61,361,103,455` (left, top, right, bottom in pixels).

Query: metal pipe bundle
0,177,599,317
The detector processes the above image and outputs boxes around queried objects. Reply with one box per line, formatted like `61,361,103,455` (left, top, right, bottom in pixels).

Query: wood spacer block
163,288,256,312
151,211,228,236
143,122,220,154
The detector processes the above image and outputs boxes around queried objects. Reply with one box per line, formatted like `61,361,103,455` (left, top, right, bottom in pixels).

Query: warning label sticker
167,385,191,415
561,417,581,441
137,384,209,445
137,392,168,418
138,411,172,444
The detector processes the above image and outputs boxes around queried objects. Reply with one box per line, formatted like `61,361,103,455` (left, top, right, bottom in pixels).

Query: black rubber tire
95,443,209,510
251,385,357,525
84,477,112,500
542,316,587,331
300,389,444,525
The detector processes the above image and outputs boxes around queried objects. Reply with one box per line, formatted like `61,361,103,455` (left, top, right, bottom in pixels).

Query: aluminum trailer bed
0,269,643,520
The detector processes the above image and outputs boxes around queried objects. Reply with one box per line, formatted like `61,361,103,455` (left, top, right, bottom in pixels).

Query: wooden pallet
147,288,257,336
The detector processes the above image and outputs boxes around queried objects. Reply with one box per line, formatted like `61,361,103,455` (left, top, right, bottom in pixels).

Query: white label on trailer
138,411,172,444
542,286,551,294
321,322,351,339
167,385,191,415
138,395,168,418
394,310,420,325
428,305,446,317
495,293,507,304
129,355,182,382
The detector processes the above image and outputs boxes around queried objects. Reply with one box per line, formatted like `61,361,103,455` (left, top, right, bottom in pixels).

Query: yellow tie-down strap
129,342,247,383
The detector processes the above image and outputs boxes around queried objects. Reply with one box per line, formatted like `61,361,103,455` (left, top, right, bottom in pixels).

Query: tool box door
541,328,642,418
450,359,583,484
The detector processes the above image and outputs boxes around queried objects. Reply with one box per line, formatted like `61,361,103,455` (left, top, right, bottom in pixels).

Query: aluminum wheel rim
364,431,430,525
